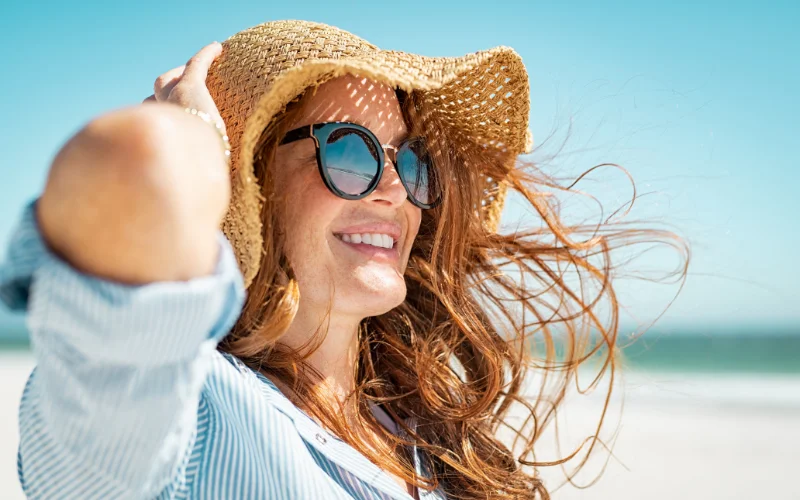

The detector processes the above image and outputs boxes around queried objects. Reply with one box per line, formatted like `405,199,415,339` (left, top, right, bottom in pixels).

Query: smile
335,232,395,249
333,232,399,260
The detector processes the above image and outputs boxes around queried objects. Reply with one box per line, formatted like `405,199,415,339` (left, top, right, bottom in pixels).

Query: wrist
183,107,231,164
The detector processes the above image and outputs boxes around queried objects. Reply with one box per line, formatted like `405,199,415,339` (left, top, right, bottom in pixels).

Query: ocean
617,329,800,374
2,322,799,373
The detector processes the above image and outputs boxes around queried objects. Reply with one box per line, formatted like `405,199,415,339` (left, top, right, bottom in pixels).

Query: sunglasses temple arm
280,124,314,145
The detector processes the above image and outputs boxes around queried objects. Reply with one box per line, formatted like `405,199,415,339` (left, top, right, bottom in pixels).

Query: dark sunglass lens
324,128,381,196
397,139,439,206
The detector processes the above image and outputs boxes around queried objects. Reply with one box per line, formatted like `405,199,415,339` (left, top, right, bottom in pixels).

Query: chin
348,282,407,317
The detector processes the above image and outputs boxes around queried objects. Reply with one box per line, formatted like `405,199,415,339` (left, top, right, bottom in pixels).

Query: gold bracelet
184,107,231,163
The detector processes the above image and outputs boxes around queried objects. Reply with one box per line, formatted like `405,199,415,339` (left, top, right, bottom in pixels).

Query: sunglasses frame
279,121,441,210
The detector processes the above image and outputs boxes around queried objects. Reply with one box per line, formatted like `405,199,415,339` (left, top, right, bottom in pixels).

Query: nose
366,150,407,207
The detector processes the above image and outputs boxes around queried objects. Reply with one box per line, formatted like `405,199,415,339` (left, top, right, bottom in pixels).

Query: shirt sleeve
0,198,246,499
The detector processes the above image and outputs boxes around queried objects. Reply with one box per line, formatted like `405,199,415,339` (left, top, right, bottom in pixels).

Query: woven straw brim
206,21,532,289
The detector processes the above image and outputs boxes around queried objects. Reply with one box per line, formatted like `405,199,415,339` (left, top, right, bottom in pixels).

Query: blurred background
1,1,798,498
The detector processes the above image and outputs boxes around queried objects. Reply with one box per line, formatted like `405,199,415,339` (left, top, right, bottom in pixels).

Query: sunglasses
279,122,441,209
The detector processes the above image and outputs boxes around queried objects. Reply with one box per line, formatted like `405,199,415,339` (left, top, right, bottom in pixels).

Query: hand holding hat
143,42,226,135
34,42,234,286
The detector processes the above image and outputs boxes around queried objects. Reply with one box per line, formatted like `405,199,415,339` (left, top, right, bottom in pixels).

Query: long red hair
219,87,689,499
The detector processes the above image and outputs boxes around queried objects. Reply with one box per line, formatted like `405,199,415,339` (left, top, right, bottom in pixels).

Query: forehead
294,74,407,144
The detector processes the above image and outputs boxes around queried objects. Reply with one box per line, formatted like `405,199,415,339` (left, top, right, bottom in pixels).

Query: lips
333,232,399,261
336,232,395,249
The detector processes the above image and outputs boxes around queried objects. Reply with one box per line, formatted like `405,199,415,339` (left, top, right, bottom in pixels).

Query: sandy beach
2,352,799,499
530,373,800,500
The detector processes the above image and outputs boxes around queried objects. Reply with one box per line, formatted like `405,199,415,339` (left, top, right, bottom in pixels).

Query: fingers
143,42,225,125
153,65,185,101
181,42,222,83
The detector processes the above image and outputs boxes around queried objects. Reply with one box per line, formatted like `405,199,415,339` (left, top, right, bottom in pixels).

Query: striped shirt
0,198,445,500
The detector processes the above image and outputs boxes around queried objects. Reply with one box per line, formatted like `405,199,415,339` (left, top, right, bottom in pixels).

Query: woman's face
273,75,422,320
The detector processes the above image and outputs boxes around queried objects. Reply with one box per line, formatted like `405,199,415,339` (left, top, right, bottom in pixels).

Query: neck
278,304,363,403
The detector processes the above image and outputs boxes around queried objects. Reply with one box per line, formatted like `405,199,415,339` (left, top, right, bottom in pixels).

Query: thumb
181,42,223,83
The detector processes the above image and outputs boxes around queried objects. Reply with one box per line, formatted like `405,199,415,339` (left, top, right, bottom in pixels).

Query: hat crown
227,20,379,75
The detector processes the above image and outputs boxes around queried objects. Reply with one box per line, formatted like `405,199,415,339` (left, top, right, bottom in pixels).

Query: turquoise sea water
2,320,798,373
618,330,800,374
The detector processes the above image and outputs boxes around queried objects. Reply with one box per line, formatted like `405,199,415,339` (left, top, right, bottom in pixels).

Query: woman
0,21,685,499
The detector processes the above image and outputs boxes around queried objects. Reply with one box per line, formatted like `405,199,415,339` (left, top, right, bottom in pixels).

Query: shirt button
315,433,327,445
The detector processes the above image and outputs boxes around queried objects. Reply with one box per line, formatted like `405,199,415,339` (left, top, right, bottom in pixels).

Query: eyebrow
282,121,411,150
333,113,407,146
364,120,409,147
292,116,410,146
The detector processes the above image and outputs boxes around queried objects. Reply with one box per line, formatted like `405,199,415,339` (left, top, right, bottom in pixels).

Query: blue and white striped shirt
0,198,445,500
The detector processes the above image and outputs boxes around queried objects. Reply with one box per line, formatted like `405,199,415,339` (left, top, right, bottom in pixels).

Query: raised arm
1,43,245,499
38,44,230,285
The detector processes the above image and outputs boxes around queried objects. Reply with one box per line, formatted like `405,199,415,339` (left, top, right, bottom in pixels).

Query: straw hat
206,20,532,289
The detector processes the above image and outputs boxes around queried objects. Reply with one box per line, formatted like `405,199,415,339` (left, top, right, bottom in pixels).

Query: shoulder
200,350,302,425
187,351,320,493
203,350,283,406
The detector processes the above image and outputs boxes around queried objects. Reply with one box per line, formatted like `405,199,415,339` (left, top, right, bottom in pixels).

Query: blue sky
0,1,797,331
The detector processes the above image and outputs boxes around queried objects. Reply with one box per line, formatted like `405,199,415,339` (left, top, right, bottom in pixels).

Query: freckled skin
273,74,422,324
270,75,423,498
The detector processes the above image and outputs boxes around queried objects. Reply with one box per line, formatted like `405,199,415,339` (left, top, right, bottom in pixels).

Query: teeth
338,233,394,249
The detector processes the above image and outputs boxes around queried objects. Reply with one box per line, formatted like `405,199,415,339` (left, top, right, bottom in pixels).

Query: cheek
403,205,423,259
281,168,343,253
279,156,327,220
